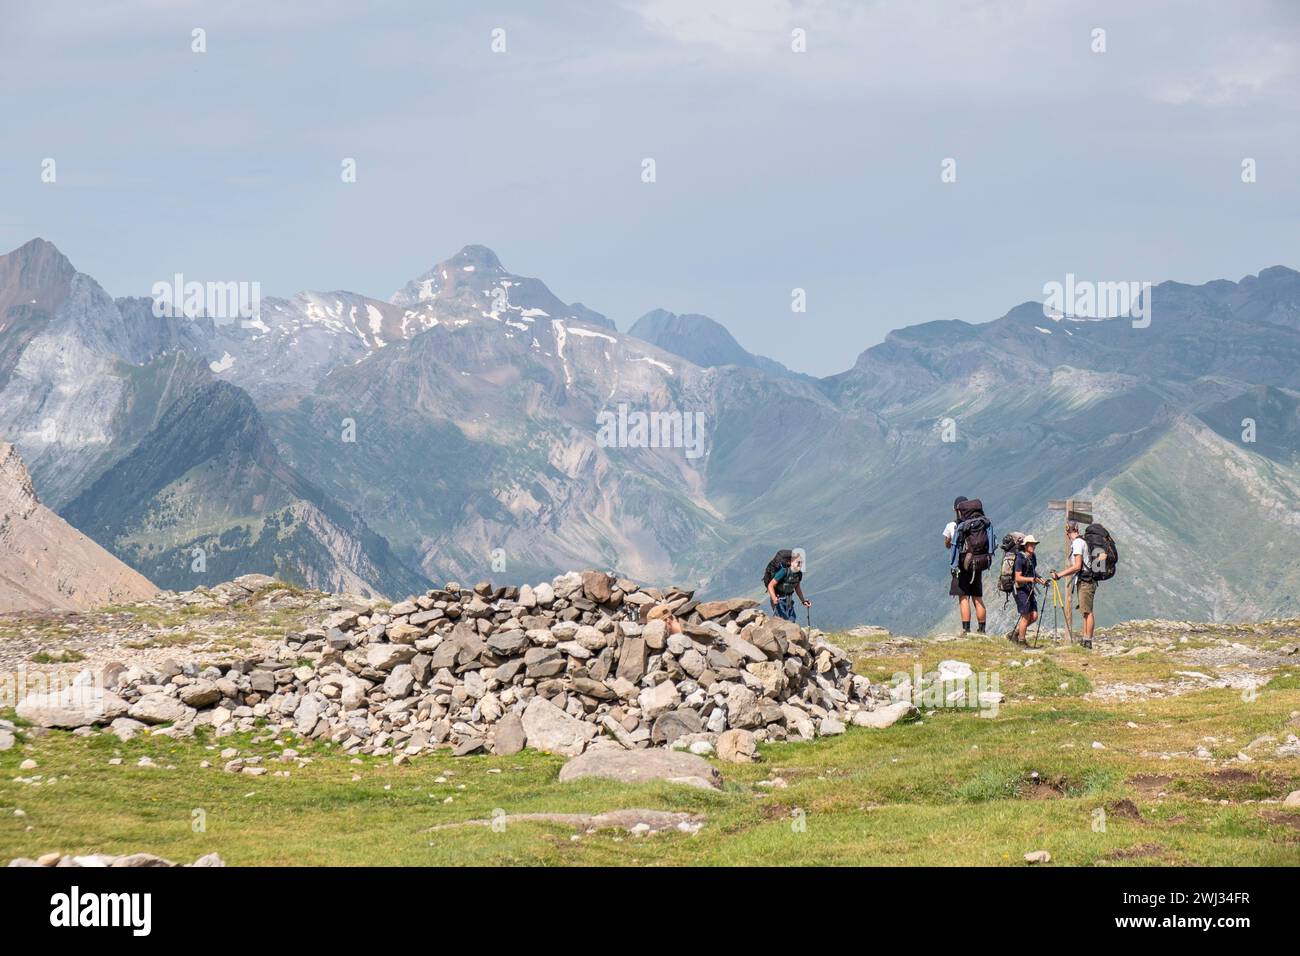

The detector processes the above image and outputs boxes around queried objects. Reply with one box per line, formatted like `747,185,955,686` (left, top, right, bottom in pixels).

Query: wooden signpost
1047,499,1092,641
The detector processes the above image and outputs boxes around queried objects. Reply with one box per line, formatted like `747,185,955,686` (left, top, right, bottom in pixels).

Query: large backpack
953,499,993,573
997,532,1026,594
1081,523,1118,582
763,550,793,587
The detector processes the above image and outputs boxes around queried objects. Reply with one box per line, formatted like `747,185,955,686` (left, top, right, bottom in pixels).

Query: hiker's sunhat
1022,535,1039,545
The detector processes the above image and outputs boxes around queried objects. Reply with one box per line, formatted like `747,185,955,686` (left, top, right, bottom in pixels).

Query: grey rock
521,696,597,756
492,713,526,755
16,682,129,728
179,680,221,708
558,747,723,790
717,728,758,763
851,701,917,729
128,693,190,725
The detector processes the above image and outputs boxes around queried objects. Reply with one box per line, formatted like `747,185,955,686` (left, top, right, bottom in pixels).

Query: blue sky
2,0,1297,375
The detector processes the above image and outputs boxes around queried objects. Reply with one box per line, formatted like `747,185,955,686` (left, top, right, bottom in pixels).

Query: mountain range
1,236,1296,630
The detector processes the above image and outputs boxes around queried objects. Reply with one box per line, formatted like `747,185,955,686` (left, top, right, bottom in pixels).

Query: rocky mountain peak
388,244,614,329
449,244,504,272
0,237,78,325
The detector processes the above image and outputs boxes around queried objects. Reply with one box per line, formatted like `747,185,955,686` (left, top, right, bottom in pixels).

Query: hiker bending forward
767,553,811,623
1011,535,1046,645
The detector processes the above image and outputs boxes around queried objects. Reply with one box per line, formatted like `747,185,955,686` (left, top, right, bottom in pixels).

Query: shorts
949,570,984,598
1015,588,1038,616
1078,579,1096,615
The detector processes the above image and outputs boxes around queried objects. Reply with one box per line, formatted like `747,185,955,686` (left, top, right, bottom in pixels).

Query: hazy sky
2,0,1298,375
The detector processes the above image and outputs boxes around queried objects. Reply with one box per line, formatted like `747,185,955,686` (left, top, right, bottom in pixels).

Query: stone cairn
19,571,910,759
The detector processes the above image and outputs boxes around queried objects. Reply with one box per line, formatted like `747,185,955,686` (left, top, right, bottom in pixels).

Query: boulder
383,664,416,699
366,644,416,671
521,696,597,756
717,728,758,763
492,713,527,756
639,680,679,720
128,693,190,725
16,683,129,729
581,570,613,604
695,598,757,620
851,701,917,729
558,747,723,790
179,680,221,708
616,637,647,683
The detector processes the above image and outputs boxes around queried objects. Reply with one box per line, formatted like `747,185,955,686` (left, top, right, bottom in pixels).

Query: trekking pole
1032,580,1045,647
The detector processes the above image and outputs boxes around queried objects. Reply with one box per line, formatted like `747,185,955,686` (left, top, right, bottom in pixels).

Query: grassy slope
3,630,1298,866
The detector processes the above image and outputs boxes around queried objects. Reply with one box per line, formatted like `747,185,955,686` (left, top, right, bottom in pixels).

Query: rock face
16,571,894,760
557,746,724,790
0,441,157,612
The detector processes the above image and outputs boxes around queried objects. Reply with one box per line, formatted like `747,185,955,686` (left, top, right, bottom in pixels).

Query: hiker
945,496,993,633
1010,534,1046,644
1052,521,1107,649
764,550,811,623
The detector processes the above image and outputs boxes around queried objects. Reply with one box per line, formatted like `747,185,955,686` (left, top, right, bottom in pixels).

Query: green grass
2,627,1297,866
3,670,1298,866
27,650,86,664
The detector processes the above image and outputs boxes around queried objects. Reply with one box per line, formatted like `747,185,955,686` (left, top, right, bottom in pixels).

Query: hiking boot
1005,629,1019,643
1080,639,1093,650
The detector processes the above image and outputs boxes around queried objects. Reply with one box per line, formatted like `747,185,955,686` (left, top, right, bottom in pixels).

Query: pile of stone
17,571,915,759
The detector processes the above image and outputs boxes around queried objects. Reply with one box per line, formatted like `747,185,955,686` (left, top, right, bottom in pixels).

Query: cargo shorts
1078,579,1097,615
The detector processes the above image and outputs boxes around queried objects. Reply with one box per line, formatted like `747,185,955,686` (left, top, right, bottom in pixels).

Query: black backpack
1081,523,1118,582
763,550,793,587
954,499,992,573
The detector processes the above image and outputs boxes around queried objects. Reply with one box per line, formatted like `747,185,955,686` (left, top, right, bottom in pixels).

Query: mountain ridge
2,237,1296,631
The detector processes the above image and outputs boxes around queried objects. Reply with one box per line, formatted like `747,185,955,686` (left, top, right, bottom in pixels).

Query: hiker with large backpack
944,496,994,633
763,549,810,623
1052,521,1117,649
1009,534,1047,645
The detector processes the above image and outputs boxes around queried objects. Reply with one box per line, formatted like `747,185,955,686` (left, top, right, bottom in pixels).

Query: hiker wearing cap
766,551,810,623
1052,522,1095,649
944,496,993,633
1009,535,1046,644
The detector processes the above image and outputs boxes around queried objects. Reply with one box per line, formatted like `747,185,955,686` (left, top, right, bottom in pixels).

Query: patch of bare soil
1260,811,1300,832
1022,773,1072,799
1107,798,1143,820
1102,842,1169,862
1129,774,1174,795
1207,768,1256,785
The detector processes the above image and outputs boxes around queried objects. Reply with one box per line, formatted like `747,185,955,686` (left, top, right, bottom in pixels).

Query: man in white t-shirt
1052,521,1095,648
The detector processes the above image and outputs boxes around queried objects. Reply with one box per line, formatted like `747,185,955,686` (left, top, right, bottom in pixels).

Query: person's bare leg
974,597,986,627
959,595,971,625
1084,612,1094,639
